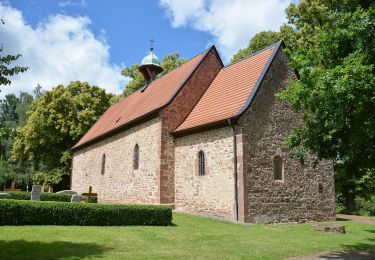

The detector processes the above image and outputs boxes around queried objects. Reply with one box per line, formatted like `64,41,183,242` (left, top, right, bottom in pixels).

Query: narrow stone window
133,144,139,170
198,150,205,176
101,153,106,175
273,155,283,181
318,183,323,193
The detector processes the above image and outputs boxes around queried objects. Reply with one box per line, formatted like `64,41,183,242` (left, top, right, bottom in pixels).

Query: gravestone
31,184,42,200
82,186,98,203
313,224,345,234
71,194,88,203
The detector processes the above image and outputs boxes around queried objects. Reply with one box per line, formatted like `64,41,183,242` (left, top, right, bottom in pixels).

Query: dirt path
336,214,375,225
289,214,375,259
290,251,375,260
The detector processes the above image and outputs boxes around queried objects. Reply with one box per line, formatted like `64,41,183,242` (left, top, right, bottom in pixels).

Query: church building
71,41,336,223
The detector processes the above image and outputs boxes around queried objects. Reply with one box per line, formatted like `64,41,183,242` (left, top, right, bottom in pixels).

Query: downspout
228,118,238,222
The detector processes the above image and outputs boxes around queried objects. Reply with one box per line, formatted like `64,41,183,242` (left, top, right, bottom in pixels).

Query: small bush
87,196,98,203
355,196,375,216
40,193,72,202
4,191,97,203
6,192,31,200
0,200,172,226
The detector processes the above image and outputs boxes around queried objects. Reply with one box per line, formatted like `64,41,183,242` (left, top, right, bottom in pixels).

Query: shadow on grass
0,240,112,260
316,229,375,259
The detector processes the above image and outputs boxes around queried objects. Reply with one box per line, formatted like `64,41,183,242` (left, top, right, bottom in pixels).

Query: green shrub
6,191,31,200
87,196,98,203
4,192,97,203
0,200,172,226
40,193,72,202
355,196,375,216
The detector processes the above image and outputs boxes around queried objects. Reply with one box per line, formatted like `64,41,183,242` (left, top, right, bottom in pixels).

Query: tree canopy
277,1,375,207
11,81,114,173
0,19,28,89
231,31,280,63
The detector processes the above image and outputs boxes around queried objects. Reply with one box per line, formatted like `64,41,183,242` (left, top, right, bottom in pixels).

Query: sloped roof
73,49,208,150
174,42,280,134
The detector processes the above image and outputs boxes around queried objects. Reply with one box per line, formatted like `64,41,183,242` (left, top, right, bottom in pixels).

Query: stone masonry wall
174,127,235,219
238,49,336,223
71,117,161,204
158,48,223,204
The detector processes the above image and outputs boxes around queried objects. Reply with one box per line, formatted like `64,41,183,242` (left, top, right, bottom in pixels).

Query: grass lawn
0,213,374,259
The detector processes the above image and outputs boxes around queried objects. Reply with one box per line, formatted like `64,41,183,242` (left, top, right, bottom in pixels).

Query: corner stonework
236,127,250,223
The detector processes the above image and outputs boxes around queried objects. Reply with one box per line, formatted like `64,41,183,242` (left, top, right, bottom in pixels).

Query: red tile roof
174,44,277,134
73,50,207,149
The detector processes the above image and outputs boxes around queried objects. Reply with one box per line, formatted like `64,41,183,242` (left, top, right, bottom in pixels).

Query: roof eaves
72,47,214,151
172,118,230,137
71,108,159,151
232,40,284,119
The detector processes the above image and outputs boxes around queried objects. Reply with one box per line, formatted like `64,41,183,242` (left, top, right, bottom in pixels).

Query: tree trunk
346,191,356,211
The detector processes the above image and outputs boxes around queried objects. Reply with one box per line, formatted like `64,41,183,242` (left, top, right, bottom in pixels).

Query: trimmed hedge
4,191,97,203
0,199,172,226
6,192,30,200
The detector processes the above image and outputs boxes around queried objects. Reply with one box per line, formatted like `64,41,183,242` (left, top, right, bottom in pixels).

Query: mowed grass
0,213,374,259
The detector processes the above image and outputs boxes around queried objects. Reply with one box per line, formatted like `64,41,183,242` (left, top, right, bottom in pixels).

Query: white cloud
0,3,126,97
58,0,87,8
160,0,290,62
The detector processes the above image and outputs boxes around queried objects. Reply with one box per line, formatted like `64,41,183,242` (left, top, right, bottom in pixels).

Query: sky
0,0,292,97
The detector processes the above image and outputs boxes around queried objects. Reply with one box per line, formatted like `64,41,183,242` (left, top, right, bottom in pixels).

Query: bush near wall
4,192,97,203
0,200,172,226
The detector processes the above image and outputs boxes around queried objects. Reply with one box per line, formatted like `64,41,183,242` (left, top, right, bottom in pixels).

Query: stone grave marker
313,224,345,234
71,194,88,203
31,184,42,200
82,186,98,202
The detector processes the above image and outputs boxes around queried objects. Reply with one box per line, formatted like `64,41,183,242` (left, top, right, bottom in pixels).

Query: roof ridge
164,45,218,105
233,40,284,117
172,46,223,132
72,46,215,151
226,41,281,68
113,46,213,106
172,41,285,135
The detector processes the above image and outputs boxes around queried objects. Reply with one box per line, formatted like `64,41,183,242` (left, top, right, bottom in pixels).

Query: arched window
133,144,139,170
198,150,205,176
101,153,106,175
273,155,283,181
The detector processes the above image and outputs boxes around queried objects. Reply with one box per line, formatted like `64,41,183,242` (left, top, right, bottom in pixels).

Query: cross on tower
149,39,155,51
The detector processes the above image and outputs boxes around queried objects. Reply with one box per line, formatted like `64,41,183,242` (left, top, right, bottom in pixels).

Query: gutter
228,118,238,223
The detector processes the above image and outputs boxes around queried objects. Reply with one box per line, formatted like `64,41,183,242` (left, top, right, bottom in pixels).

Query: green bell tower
138,41,163,83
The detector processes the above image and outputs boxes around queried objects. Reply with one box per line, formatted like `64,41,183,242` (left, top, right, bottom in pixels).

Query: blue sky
1,0,292,96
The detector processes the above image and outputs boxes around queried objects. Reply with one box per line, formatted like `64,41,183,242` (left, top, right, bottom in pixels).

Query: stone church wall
238,49,336,223
158,48,223,204
174,127,235,220
71,117,161,204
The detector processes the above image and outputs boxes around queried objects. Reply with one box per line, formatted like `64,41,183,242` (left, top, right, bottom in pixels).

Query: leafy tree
278,2,375,208
0,89,36,188
11,81,114,173
121,52,187,97
0,19,28,88
0,91,34,159
231,31,280,63
33,168,63,192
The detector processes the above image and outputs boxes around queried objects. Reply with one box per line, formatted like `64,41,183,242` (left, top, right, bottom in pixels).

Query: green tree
11,81,114,173
121,52,187,97
0,90,34,188
231,31,280,63
0,19,28,88
278,2,375,208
